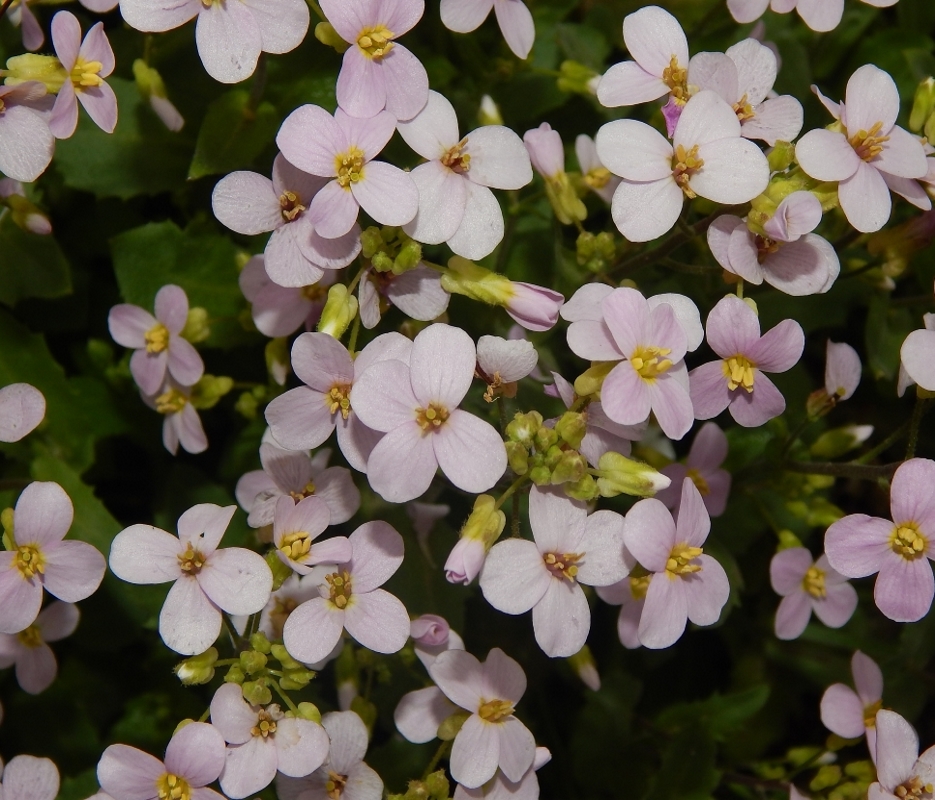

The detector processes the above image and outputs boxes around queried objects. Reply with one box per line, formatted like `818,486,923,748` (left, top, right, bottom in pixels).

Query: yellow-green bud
777,529,803,551
767,141,796,173
225,664,245,684
564,473,599,502
172,718,196,736
350,696,378,732
595,452,670,498
190,375,233,410
551,451,587,485
393,240,422,274
317,284,358,339
3,193,50,235
372,251,395,272
270,644,303,671
544,171,587,225
505,441,529,475
239,649,268,675
910,77,935,133
567,644,600,691
557,60,599,96
810,425,874,459
181,307,211,343
424,770,450,800
132,59,172,102
265,549,294,591
242,678,272,706
360,226,385,259
1,508,14,550
440,257,515,307
478,94,503,126
173,647,219,686
529,465,553,485
555,411,587,449
296,701,322,723
574,362,614,397
250,632,272,654
506,410,542,445
3,54,67,93
265,337,289,386
843,760,874,782
437,711,470,741
315,21,351,53
534,425,558,450
460,494,506,546
810,765,842,791
280,669,316,690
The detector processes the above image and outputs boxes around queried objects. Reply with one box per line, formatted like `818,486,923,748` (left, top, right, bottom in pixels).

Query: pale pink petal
346,521,403,593
195,2,263,84
764,191,822,242
276,717,330,777
728,371,785,427
845,64,899,135
335,50,384,120
796,129,860,182
726,38,775,104
209,682,257,744
49,82,79,140
365,423,438,502
166,337,204,387
775,591,812,639
691,136,769,204
433,411,507,493
882,173,932,211
648,370,694,440
770,548,812,595
197,548,271,615
482,647,527,702
450,714,499,789
824,514,894,578
350,360,419,433
610,177,683,243
77,81,118,134
37,601,79,642
685,555,730,625
748,319,804,372
386,266,450,321
159,576,221,655
825,341,862,399
282,596,345,664
638,574,688,649
108,305,157,349
344,588,410,653
380,44,429,121
689,361,732,420
901,329,935,393
674,91,741,150
531,579,589,657
839,161,892,233
117,0,200,32
276,105,343,177
396,90,459,160
404,162,468,245
796,0,843,31
429,648,485,710
705,294,761,357
51,11,81,70
219,737,277,799
493,0,535,60
165,722,226,787
763,236,840,296
239,0,308,53
623,499,675,572
98,745,165,800
566,319,621,361
600,361,651,427
440,0,494,33
212,171,280,235
13,481,73,548
687,52,738,104
875,710,919,790
37,541,102,604
14,642,57,694
410,324,475,407
853,650,884,705
595,120,672,182
813,582,858,628
335,414,383,473
351,161,419,227
867,126,927,179
497,716,536,782
0,563,43,634
820,683,865,738
177,503,236,553
597,61,668,107
318,0,367,40
0,384,46,443
265,388,336,451
480,539,551,614
623,5,688,78
891,458,935,533
394,687,454,743
306,182,359,239
707,215,745,270
742,95,803,145
464,125,532,190
446,181,506,260
874,555,934,623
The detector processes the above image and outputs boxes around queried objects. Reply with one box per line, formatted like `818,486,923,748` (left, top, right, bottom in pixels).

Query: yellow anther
334,146,365,189
279,190,306,222
326,569,353,610
478,698,514,723
584,166,612,189
722,355,756,393
250,708,281,738
15,544,45,579
17,624,42,648
754,234,781,264
156,774,191,800
733,94,755,123
357,24,395,59
289,481,317,501
890,522,927,560
672,144,704,198
145,322,170,354
269,596,298,640
543,551,583,582
70,57,103,89
301,284,328,303
630,345,673,382
848,121,889,162
863,699,882,729
893,776,933,800
802,565,826,599
280,530,313,562
661,55,689,104
441,137,472,174
177,544,207,574
686,467,710,496
326,384,352,419
630,573,652,600
415,402,450,432
664,543,703,578
325,771,348,800
155,388,187,415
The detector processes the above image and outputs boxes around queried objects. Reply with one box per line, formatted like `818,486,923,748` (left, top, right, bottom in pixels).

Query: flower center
584,166,612,189
326,569,352,609
630,345,673,382
863,699,882,729
177,544,207,574
894,776,934,800
672,144,704,198
156,774,191,800
145,322,170,354
441,137,471,174
301,284,328,303
326,384,352,419
70,56,103,89
17,624,42,648
755,235,781,264
802,565,826,599
0,98,5,114
269,596,298,640
326,771,348,800
686,467,710,496
357,25,394,59
415,402,450,432
14,543,45,579
630,573,651,600
335,147,365,189
250,707,281,738
733,94,755,123
722,355,756,393
279,190,306,222
890,522,927,560
848,121,889,162
289,481,317,501
661,56,689,104
478,698,514,723
665,543,703,579
543,551,583,581
155,388,187,415
279,530,312,563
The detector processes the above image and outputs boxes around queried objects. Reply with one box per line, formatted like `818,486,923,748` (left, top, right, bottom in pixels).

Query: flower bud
410,614,450,647
132,60,184,132
557,60,600,96
280,669,316,690
424,771,450,799
264,337,289,386
574,362,614,397
810,765,842,791
250,632,272,654
265,549,294,591
239,649,268,675
437,711,470,741
190,375,233,410
529,465,553,485
595,452,670,498
1,187,51,235
225,664,245,684
544,171,587,225
295,701,322,723
567,645,600,691
393,239,422,274
505,441,529,475
242,678,272,706
173,648,218,685
809,425,874,460
2,54,66,93
371,250,395,272
270,643,303,670
563,473,599,501
317,284,358,338
910,77,935,134
506,410,542,445
181,307,210,343
360,226,385,259
550,450,587,485
315,21,351,53
478,94,503,126
555,411,587,449
441,257,515,306
1,507,14,550
444,496,505,584
767,141,796,173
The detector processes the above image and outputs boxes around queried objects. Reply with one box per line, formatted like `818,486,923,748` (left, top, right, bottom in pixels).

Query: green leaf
0,213,71,307
110,221,250,349
556,23,610,70
188,90,279,179
645,723,720,800
54,78,192,199
656,685,771,741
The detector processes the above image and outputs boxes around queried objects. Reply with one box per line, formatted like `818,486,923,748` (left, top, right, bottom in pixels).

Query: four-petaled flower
820,650,884,759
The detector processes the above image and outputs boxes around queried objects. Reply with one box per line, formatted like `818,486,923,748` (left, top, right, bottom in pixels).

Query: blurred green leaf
645,723,720,800
656,685,770,741
0,215,71,307
189,90,278,179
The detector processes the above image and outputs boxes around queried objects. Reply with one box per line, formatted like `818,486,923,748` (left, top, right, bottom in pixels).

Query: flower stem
495,474,530,511
222,613,242,650
422,739,452,779
306,0,326,21
271,679,299,713
905,396,931,460
347,312,361,355
783,460,900,481
0,0,14,22
853,421,909,464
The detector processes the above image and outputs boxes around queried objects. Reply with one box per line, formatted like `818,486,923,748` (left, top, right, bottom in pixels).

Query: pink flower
770,549,858,640
118,0,308,84
7,0,44,51
504,282,564,332
358,265,450,330
441,0,535,60
271,495,352,575
0,756,59,800
428,648,536,789
276,711,383,800
825,340,862,400
480,486,629,657
276,106,418,238
567,287,694,440
322,0,428,120
0,601,79,694
869,710,935,800
0,481,105,635
282,521,410,664
0,83,55,183
253,572,323,642
623,479,730,649
351,323,507,502
796,65,929,233
690,294,804,427
657,422,732,517
595,564,647,650
444,536,490,586
452,747,551,800
213,155,361,288
397,90,532,259
900,315,935,394
727,0,897,33
523,122,564,178
109,284,204,396
235,442,360,528
108,503,273,654
209,683,330,799
0,178,52,234
825,458,935,623
265,331,412,473
411,614,465,668
97,722,226,800
596,90,770,242
0,383,45,443
394,686,459,744
49,12,117,139
575,134,620,204
820,651,883,758
145,379,208,456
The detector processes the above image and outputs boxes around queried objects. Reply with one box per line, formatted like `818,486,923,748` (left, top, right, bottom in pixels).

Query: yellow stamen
890,522,927,560
325,771,348,800
250,708,281,738
543,551,583,582
289,481,317,501
630,345,673,382
145,322,170,354
326,569,352,609
156,774,191,800
722,355,756,393
335,146,365,189
70,57,103,89
415,403,450,432
630,573,652,600
155,388,187,414
15,543,45,579
893,776,933,800
441,137,471,173
279,530,313,562
17,624,42,648
733,94,755,123
478,698,514,723
357,24,395,59
863,699,882,729
177,544,207,574
848,121,889,162
754,234,781,264
672,144,704,198
326,384,352,419
661,55,689,104
279,190,306,222
802,565,826,599
665,543,703,579
584,166,612,189
686,467,710,496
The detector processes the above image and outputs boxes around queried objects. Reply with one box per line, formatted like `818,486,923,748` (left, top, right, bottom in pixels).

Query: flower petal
344,588,410,653
433,411,507,494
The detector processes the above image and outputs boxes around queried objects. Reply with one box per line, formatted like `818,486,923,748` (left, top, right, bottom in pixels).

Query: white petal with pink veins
365,423,438,502
344,588,410,653
742,95,803,146
118,0,200,32
598,60,668,107
397,90,460,159
726,38,776,105
440,0,495,33
240,0,308,54
845,64,899,134
195,1,263,84
838,160,892,233
446,180,505,260
493,0,535,60
212,171,281,235
596,119,671,181
532,578,590,657
611,177,683,242
282,596,345,665
109,525,182,584
336,49,384,120
351,161,418,227
639,574,688,649
623,5,688,78
480,539,551,614
404,161,468,245
198,548,272,615
433,411,507,493
876,710,921,790
380,44,429,121
159,575,221,655
796,129,860,182
692,136,768,204
688,52,738,104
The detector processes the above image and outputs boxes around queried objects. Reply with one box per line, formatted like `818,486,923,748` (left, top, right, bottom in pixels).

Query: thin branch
0,0,15,22
783,461,900,481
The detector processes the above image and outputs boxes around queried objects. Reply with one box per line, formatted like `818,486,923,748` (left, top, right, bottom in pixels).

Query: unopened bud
250,632,272,654
1,507,14,550
264,337,289,386
478,94,503,126
545,171,587,225
506,410,542,445
810,424,874,459
555,411,587,449
574,362,614,398
551,451,587,485
3,54,66,93
225,664,245,684
181,307,210,343
280,669,316,690
563,473,599,501
239,649,268,675
767,141,796,172
567,645,600,691
393,239,422,274
810,765,842,792
505,441,529,475
534,425,558,451
315,21,351,53
909,77,935,133
3,193,51,235
317,284,358,338
174,648,218,685
360,227,385,259
424,770,450,799
242,678,272,706
595,452,670,498
440,257,514,307
372,250,395,272
777,529,803,551
296,701,322,723
270,644,303,670
529,465,553,485
437,711,470,741
265,549,294,591
190,375,233,410
557,60,599,96
461,494,506,545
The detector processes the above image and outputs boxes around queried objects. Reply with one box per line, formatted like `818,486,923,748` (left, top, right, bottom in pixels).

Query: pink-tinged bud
523,122,565,178
661,97,683,138
824,340,861,401
505,282,564,332
410,614,450,647
444,537,488,585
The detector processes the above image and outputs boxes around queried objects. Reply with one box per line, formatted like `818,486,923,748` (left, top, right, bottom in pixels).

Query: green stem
422,740,452,780
347,312,361,355
780,417,812,459
494,474,530,511
199,707,211,722
853,421,910,464
271,679,299,713
306,0,325,21
783,461,900,481
0,0,14,22
905,396,930,460
346,264,367,294
222,613,242,650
